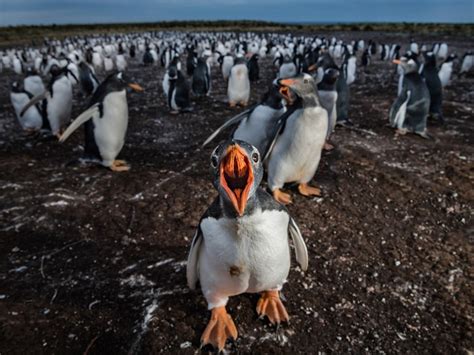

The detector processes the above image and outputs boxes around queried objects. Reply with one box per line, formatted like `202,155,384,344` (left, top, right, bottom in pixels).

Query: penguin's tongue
279,86,295,104
220,145,254,216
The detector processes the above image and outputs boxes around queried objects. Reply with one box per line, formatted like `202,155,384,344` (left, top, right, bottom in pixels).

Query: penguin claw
201,307,238,352
256,290,289,325
298,183,321,197
273,189,292,205
110,160,130,172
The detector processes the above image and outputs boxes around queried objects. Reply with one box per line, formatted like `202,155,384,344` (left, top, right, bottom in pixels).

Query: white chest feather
199,209,291,301
227,64,250,102
48,77,72,133
10,92,42,130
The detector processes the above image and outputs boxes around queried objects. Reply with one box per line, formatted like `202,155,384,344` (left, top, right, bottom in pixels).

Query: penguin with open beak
187,140,308,352
58,71,143,171
266,74,328,205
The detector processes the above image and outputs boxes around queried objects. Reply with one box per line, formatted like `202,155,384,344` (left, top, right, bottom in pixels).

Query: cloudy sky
0,0,472,26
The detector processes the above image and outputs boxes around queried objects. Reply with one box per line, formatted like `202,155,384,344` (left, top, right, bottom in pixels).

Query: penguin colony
3,32,472,352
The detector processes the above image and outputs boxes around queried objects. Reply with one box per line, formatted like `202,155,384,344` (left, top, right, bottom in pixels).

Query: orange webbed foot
201,306,238,351
256,290,289,325
273,189,292,205
298,183,321,197
110,160,130,172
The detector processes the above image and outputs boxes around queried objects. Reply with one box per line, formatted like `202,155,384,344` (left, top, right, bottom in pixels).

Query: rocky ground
0,31,473,354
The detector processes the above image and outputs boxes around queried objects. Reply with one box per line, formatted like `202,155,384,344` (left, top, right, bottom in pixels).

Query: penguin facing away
421,52,443,122
389,57,431,138
267,74,328,205
192,54,211,96
187,139,308,352
317,68,339,141
59,71,144,171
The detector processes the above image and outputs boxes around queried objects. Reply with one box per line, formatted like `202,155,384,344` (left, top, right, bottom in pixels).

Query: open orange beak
219,145,254,216
128,83,144,92
392,59,401,65
307,64,318,72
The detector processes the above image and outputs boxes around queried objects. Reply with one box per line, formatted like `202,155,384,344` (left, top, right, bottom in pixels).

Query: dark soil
0,31,473,354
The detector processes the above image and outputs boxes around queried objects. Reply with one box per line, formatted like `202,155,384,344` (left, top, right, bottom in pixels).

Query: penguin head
262,85,284,110
392,56,418,74
106,71,144,92
322,68,340,84
210,140,263,217
277,73,315,103
25,66,38,77
10,81,23,93
423,52,437,67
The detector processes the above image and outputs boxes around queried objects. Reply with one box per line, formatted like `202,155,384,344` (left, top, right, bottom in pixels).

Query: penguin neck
301,93,319,108
219,193,258,219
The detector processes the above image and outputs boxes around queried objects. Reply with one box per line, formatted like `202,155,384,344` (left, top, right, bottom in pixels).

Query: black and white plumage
187,139,308,351
317,68,339,139
23,67,45,97
10,82,45,132
227,57,250,106
59,71,143,171
389,57,430,137
192,55,211,96
78,62,100,96
421,52,444,122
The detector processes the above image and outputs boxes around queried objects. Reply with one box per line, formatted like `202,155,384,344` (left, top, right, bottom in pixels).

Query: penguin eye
210,154,219,168
251,151,260,163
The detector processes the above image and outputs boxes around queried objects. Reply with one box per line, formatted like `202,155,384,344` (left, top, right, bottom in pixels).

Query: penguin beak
307,64,318,72
277,78,296,104
392,59,401,65
128,83,144,92
219,145,254,216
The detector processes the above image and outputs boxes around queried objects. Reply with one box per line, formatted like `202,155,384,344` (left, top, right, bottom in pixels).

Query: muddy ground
0,31,473,354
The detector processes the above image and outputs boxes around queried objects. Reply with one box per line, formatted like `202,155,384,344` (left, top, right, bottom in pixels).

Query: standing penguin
10,81,45,132
167,67,191,113
227,57,250,107
20,65,74,138
187,139,308,352
317,68,339,149
438,54,457,88
192,53,211,96
389,56,431,138
220,53,234,81
58,72,143,171
186,46,197,76
278,55,297,79
336,58,351,126
421,52,444,122
267,74,328,204
78,62,100,96
202,85,285,155
247,53,260,82
23,67,45,97
460,51,473,75
143,47,154,66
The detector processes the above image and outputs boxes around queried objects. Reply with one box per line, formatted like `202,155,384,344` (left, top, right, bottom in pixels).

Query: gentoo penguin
10,82,44,132
116,52,127,71
247,53,259,81
460,51,473,74
20,65,74,138
187,139,308,352
227,57,250,107
336,58,351,126
13,55,23,75
129,44,136,59
421,52,443,122
389,57,430,138
361,48,371,69
167,67,191,113
202,85,285,155
220,53,234,81
59,71,143,171
186,46,197,76
192,53,211,96
162,57,180,97
23,67,45,97
278,55,297,79
267,74,328,204
317,68,339,147
78,62,100,96
438,54,457,88
143,47,154,66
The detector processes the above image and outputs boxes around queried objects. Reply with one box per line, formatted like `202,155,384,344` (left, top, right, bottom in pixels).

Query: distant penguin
336,59,351,125
78,62,100,96
59,72,143,171
192,54,211,96
278,55,297,79
267,74,328,205
92,51,103,71
460,51,473,74
436,43,448,63
20,65,74,138
220,53,234,81
247,53,260,81
13,55,23,75
438,54,457,87
421,52,443,122
104,56,114,72
227,57,250,107
162,57,180,97
317,68,339,142
167,67,191,113
389,56,431,138
143,47,154,66
362,48,371,69
116,53,127,71
10,82,44,132
345,54,357,85
23,67,45,97
129,44,136,58
186,46,197,76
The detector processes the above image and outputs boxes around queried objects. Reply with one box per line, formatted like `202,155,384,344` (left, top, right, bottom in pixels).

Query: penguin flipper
186,227,203,290
202,105,257,147
393,90,411,129
59,103,100,143
20,91,50,117
289,217,308,271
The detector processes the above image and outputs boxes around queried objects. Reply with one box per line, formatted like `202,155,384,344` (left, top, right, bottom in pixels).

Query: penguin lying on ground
267,74,328,205
389,56,431,138
202,84,285,155
58,71,143,171
187,139,308,352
